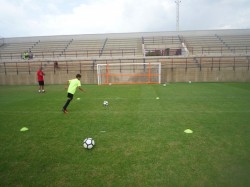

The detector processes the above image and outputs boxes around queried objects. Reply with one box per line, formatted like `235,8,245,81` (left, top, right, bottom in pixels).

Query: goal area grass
0,83,250,186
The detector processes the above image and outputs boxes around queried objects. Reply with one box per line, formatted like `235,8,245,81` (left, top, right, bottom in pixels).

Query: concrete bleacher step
0,29,250,61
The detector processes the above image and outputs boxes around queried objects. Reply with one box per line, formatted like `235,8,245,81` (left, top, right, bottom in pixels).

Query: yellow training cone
184,129,193,133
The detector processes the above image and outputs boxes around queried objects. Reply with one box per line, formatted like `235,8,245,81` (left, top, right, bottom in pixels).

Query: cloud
0,0,249,37
36,0,175,35
181,0,250,30
0,0,176,37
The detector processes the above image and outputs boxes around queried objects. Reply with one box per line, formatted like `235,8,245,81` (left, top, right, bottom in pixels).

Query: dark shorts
38,81,44,86
67,93,74,100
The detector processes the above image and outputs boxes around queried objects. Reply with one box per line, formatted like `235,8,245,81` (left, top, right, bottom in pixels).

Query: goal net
97,62,161,85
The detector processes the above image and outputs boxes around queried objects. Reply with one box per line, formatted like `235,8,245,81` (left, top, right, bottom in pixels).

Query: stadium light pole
175,0,181,31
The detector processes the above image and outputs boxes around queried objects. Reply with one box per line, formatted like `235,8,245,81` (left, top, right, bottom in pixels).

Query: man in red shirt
37,67,45,93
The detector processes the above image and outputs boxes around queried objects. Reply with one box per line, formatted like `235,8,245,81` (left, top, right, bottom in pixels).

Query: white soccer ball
83,138,95,149
103,100,109,106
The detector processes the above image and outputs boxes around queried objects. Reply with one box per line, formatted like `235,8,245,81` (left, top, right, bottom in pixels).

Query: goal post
97,62,161,85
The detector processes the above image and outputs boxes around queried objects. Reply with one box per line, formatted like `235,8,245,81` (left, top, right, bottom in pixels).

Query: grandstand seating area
0,29,249,61
183,33,250,55
0,29,249,84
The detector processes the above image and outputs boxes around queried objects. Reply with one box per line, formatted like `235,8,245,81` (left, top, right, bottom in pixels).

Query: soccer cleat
62,109,68,114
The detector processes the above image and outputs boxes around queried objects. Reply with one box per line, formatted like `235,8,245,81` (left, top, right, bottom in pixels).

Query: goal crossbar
97,62,161,85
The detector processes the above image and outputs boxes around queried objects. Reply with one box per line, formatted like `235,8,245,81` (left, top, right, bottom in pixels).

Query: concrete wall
162,67,250,83
0,70,97,85
1,66,249,85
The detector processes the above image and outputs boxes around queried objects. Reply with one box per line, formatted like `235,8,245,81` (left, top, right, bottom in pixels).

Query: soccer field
0,83,250,187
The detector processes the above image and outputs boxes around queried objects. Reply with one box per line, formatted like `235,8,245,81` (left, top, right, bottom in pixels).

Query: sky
0,0,250,38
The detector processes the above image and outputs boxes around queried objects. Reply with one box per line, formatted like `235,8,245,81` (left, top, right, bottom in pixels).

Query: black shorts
38,81,44,86
67,93,74,100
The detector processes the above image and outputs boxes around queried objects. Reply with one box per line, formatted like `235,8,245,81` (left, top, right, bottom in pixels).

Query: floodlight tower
175,0,181,31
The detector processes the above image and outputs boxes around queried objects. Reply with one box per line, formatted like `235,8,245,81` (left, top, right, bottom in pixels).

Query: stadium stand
31,39,71,58
0,29,250,84
143,35,182,56
1,29,250,61
182,34,229,55
63,38,106,58
0,41,37,60
217,34,250,55
101,37,143,57
0,37,4,47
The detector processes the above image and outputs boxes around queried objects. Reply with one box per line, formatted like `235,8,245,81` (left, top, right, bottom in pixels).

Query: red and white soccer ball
83,138,95,149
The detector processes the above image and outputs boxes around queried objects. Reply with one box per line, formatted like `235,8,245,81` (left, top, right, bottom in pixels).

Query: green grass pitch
0,83,250,187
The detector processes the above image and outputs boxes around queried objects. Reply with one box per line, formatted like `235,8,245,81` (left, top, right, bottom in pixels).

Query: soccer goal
97,62,161,85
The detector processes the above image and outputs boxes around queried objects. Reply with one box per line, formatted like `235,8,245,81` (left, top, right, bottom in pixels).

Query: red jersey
37,70,44,81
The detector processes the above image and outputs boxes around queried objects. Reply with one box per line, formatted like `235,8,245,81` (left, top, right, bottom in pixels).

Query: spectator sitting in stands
29,50,33,59
22,51,34,60
22,51,29,60
54,61,59,69
22,52,26,59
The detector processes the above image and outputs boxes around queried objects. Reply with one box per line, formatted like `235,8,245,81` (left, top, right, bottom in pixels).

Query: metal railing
188,46,250,55
0,55,249,75
0,37,4,47
0,48,139,61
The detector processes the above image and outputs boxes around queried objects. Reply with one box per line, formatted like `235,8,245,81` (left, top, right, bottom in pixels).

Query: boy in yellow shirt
62,74,85,114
